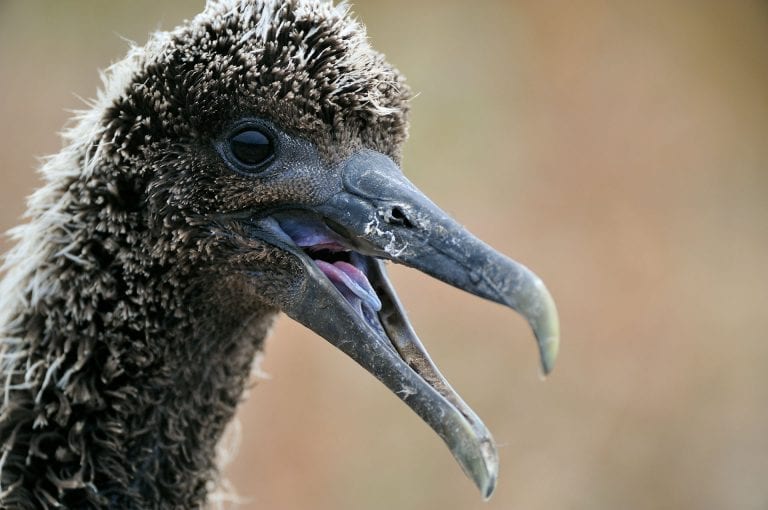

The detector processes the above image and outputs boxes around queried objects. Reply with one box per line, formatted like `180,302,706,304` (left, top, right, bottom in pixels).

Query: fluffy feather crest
0,1,411,507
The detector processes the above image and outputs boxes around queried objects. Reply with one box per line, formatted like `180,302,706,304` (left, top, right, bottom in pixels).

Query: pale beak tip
538,332,560,377
473,455,498,501
459,434,499,501
481,475,497,501
530,281,560,377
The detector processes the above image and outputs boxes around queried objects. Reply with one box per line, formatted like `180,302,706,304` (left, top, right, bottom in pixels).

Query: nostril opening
388,206,414,228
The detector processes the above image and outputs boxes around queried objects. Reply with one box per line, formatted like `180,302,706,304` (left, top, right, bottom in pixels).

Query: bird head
87,0,560,497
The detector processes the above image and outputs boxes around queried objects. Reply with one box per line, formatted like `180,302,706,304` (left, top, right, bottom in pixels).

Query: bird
0,1,560,508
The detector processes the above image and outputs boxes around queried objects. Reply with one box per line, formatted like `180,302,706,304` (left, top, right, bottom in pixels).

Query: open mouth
264,211,502,497
277,214,385,335
246,149,560,498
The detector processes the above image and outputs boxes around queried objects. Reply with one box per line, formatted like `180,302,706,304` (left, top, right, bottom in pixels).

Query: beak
251,150,560,498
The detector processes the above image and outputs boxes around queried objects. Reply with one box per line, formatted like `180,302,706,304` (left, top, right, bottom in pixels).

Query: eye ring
221,125,276,174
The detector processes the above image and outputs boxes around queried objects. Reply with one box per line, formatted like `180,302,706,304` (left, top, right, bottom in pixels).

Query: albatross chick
0,1,560,508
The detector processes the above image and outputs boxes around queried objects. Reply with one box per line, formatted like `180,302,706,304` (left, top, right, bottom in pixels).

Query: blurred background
1,1,767,509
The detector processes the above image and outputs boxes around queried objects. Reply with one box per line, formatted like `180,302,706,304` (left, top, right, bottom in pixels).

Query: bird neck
0,205,276,508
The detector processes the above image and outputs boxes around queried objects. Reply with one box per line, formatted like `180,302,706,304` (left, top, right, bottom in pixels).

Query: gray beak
253,150,560,498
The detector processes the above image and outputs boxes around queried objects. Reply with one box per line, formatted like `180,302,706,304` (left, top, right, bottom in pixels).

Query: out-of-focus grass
1,1,767,509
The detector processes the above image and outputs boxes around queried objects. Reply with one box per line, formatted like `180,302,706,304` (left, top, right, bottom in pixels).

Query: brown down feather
0,1,411,508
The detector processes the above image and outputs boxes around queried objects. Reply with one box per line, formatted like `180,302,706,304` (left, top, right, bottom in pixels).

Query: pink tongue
315,260,382,311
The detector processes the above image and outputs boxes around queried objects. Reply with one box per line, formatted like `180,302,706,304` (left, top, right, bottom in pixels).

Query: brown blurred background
2,1,767,509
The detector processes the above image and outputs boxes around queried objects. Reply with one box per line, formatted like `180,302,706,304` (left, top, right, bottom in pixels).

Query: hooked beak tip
481,479,496,501
479,464,498,501
538,332,559,377
460,434,498,500
524,276,560,377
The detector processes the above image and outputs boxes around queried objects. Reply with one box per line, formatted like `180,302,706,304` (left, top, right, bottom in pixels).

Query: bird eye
227,128,275,172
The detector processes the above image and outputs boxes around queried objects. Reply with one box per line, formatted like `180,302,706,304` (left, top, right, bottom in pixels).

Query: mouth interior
277,215,384,334
270,213,500,496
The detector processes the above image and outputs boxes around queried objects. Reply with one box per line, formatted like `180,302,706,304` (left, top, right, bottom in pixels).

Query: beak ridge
321,150,561,373
249,148,560,498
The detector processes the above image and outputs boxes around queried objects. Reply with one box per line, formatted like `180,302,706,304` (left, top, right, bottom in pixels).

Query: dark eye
228,128,274,171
